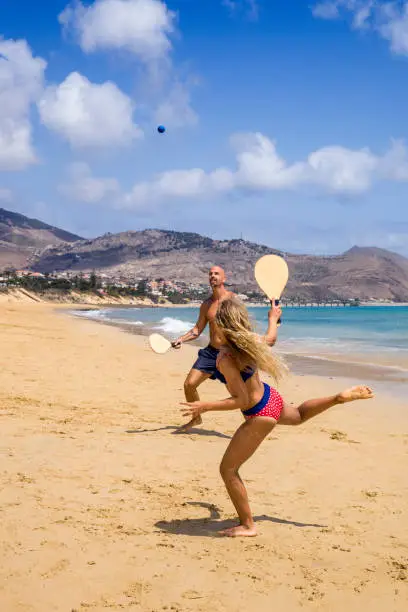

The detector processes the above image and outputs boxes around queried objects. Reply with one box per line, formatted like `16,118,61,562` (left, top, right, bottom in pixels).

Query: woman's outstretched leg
279,385,374,426
219,417,276,537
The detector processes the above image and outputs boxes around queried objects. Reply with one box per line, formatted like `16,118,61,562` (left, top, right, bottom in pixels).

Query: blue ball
157,125,166,133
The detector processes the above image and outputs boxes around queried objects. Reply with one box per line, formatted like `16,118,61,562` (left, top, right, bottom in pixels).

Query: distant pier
280,299,360,307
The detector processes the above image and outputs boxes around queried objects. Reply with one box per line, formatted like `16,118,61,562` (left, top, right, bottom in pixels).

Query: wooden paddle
148,333,172,354
254,254,289,325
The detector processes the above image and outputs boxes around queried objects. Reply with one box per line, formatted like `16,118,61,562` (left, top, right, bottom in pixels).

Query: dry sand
0,300,407,612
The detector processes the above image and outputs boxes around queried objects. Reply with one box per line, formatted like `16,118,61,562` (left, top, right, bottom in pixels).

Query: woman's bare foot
336,385,374,404
176,414,203,433
219,524,257,537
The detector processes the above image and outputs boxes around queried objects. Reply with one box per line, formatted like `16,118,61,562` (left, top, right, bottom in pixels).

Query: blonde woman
181,298,374,537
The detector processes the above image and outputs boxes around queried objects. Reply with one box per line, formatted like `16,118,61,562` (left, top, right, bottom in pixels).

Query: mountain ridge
1,208,408,301
0,207,82,271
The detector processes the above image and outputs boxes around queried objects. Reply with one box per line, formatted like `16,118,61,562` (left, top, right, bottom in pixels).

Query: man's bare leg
279,385,374,426
177,369,212,432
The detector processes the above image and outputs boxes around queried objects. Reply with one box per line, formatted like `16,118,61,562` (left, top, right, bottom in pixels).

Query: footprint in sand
182,590,204,600
388,558,408,581
362,490,379,500
17,472,35,483
40,558,70,578
328,430,360,444
123,581,151,602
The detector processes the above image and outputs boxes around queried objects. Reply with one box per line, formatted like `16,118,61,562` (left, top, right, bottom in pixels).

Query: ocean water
75,305,408,360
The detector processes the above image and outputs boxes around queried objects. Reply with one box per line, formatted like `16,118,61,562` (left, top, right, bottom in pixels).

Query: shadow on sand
126,425,231,439
155,501,327,537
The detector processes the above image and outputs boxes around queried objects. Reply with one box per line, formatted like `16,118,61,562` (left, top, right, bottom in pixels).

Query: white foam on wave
100,317,144,327
72,309,107,319
71,309,143,327
120,320,143,326
153,317,192,335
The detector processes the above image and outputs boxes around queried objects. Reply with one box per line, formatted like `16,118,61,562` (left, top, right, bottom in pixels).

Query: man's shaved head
210,265,225,275
209,266,226,288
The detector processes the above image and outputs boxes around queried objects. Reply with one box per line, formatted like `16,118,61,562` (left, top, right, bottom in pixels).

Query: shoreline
67,306,408,399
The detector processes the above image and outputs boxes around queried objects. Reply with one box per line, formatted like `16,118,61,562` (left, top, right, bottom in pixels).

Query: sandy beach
1,299,407,611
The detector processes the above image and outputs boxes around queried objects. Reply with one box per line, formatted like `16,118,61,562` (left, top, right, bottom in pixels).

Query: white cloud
0,38,46,170
59,0,176,62
117,133,408,209
38,72,142,148
379,2,408,55
302,145,378,192
119,165,234,209
59,162,120,203
232,133,294,189
312,1,408,56
218,133,379,194
59,1,198,130
379,139,408,180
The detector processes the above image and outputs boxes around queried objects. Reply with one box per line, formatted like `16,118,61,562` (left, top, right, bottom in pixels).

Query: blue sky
1,0,408,255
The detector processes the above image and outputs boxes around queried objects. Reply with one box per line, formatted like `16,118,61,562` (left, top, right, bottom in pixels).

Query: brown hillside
0,208,82,269
31,229,408,301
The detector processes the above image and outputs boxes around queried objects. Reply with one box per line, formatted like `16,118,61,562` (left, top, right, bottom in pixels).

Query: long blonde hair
215,298,288,383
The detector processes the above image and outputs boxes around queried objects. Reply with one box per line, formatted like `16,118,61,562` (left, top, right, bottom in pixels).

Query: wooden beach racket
254,254,289,325
148,333,172,354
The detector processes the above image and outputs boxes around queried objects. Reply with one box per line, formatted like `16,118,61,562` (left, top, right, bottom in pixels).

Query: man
172,265,281,431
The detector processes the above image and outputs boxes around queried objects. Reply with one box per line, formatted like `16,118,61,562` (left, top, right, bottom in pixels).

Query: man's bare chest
207,301,219,323
206,294,231,322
